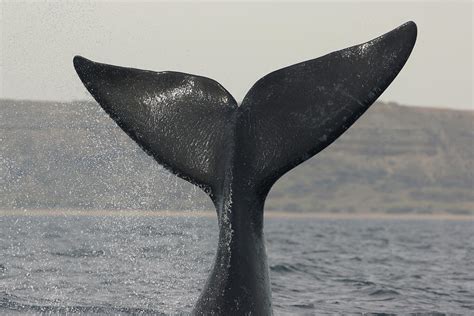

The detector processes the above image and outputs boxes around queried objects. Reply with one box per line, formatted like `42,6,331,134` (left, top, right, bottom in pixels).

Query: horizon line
1,209,472,221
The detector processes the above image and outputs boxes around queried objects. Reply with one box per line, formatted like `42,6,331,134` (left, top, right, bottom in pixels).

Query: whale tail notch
73,21,417,197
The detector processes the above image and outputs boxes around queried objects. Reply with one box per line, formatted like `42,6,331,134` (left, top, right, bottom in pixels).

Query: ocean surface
0,214,473,315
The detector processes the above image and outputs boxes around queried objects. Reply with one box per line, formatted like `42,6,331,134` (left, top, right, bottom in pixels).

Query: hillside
1,99,473,215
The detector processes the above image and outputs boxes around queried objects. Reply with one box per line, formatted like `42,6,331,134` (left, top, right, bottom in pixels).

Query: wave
51,248,105,258
368,289,401,297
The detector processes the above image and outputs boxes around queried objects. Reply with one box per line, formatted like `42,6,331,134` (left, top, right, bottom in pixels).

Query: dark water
0,215,473,315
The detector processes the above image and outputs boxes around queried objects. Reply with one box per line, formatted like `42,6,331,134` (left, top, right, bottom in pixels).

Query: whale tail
74,22,416,197
74,21,417,315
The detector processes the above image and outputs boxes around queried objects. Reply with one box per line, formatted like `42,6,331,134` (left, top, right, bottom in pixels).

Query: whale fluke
74,21,417,315
73,56,238,195
239,21,417,192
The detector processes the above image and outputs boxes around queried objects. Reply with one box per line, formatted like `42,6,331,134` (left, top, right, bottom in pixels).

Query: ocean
0,214,473,315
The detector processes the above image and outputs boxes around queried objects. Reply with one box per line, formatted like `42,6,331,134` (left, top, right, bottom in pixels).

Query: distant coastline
1,99,473,216
1,97,473,112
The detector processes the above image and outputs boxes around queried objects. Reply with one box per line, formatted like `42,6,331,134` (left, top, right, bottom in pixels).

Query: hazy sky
0,1,472,109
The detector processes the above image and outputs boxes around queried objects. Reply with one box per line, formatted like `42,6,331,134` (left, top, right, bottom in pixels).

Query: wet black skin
73,22,417,315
